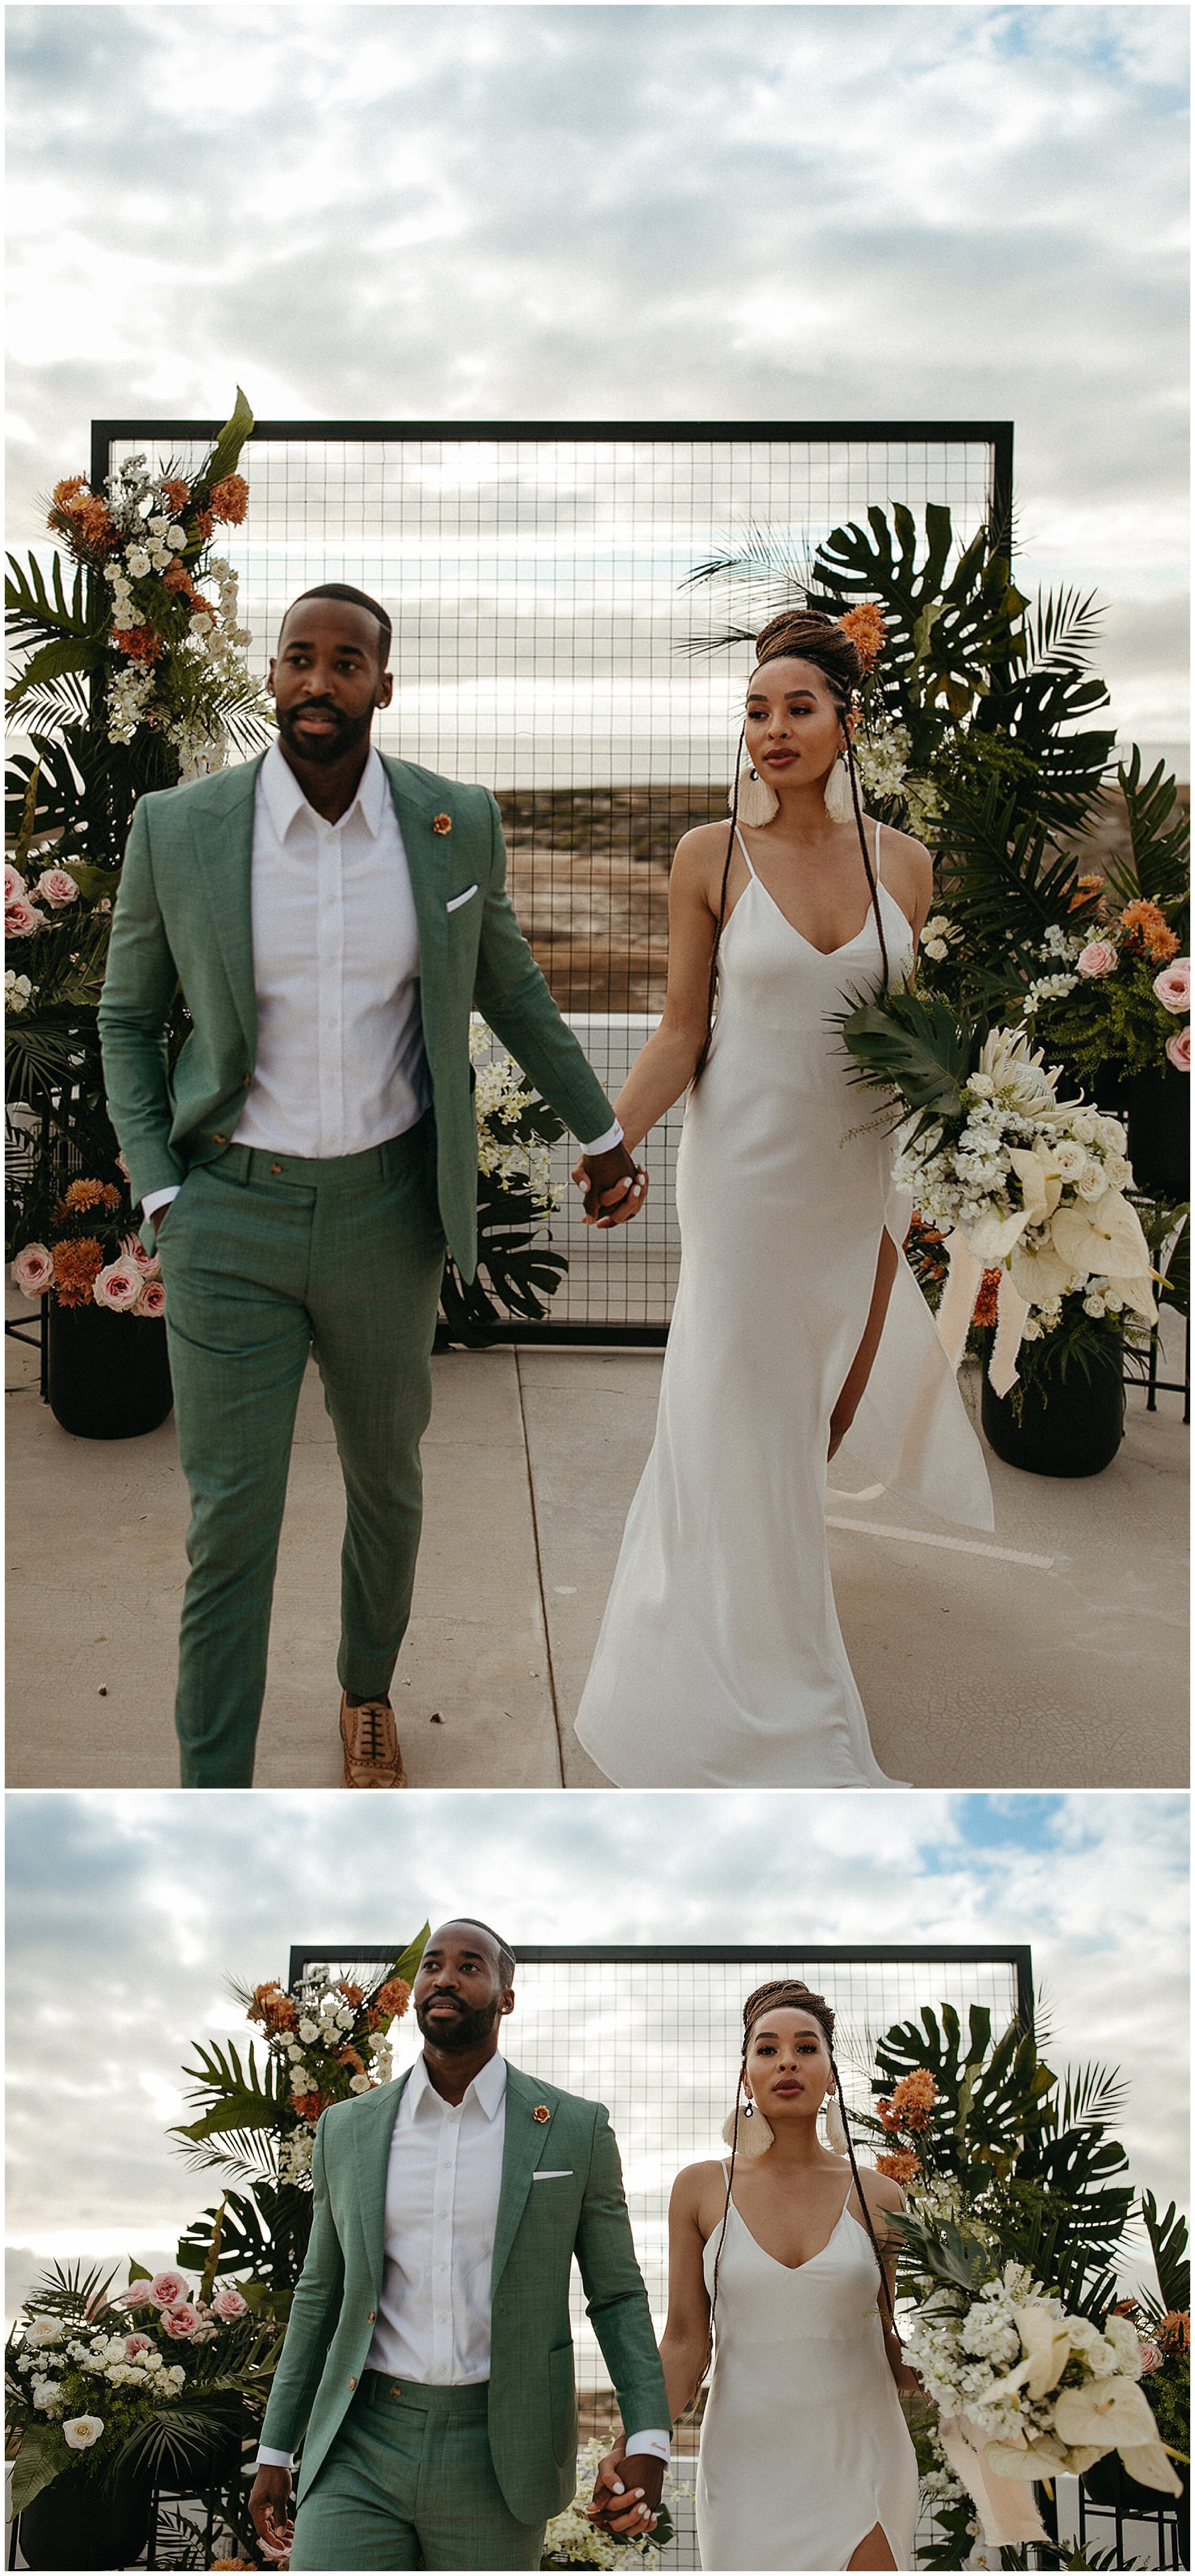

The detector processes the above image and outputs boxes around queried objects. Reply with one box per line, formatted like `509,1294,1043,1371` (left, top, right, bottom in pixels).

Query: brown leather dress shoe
339,1693,407,1789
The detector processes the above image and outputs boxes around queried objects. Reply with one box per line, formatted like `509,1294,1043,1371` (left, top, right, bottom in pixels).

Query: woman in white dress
588,1979,921,2572
575,608,990,1788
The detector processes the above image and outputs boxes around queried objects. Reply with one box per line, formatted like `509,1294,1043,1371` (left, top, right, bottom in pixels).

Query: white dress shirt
257,2051,667,2469
143,743,621,1217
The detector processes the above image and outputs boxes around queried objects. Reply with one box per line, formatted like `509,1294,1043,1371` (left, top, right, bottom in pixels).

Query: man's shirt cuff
141,1184,181,1219
256,2445,294,2470
579,1120,624,1156
624,2427,671,2461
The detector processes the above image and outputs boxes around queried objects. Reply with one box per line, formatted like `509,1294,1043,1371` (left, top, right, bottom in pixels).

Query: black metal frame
287,1940,1035,2029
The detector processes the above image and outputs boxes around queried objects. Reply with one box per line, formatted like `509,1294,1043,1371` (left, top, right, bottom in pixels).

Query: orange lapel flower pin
532,2103,551,2123
432,812,452,834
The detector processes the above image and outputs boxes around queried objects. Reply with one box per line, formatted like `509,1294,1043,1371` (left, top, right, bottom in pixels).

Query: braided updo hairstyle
705,1979,897,2377
692,609,889,1082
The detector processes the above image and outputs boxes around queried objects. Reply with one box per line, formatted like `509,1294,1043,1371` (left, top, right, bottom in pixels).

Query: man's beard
415,1992,503,2053
276,701,373,768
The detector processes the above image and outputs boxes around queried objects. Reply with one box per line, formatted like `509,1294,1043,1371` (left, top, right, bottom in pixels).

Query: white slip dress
696,2171,920,2572
575,827,992,1789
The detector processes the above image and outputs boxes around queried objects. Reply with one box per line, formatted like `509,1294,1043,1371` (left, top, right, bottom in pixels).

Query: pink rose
137,1277,166,1317
93,1258,144,1312
121,1233,160,1277
146,2270,189,2310
1077,940,1118,979
4,864,27,904
123,2283,156,2308
1153,958,1191,1013
1139,2340,1162,2375
12,1242,54,1298
162,2302,201,2339
123,2332,152,2359
6,897,44,939
35,868,79,908
1165,1025,1190,1072
210,2286,250,2320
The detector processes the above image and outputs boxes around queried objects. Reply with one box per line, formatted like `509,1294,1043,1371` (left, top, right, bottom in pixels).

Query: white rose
147,515,170,535
124,547,151,577
32,2379,62,2410
27,2315,63,2347
298,2019,318,2043
167,525,187,550
63,2414,104,2449
923,938,947,961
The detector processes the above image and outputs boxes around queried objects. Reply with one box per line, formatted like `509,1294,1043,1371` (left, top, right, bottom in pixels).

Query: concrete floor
6,1301,1188,1789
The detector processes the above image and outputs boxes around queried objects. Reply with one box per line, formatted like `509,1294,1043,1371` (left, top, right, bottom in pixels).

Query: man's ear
266,658,277,700
500,1986,516,2019
376,669,395,711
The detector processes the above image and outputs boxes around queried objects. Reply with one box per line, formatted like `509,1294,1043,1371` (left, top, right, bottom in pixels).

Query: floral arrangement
41,421,262,779
11,1172,164,1318
840,996,1155,1397
238,1964,413,2184
1020,897,1189,1083
5,2255,276,2521
540,2436,679,2568
438,1021,570,1338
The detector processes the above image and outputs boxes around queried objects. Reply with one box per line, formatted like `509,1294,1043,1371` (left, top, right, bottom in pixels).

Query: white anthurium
1007,1147,1065,1233
1116,2440,1185,2498
1053,2371,1171,2464
1008,1232,1079,1307
986,2432,1104,2481
963,1204,1032,1263
1012,2303,1075,2399
1051,1188,1153,1285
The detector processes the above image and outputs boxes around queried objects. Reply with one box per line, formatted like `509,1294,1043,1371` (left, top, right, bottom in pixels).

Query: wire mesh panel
285,1943,1027,2567
96,420,1010,1336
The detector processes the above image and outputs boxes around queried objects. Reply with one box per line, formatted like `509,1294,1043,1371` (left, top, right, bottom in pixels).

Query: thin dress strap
734,826,757,880
874,817,882,874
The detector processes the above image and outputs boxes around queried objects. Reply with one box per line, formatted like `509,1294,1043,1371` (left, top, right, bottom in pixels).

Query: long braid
842,717,891,992
704,2053,746,2379
692,728,743,1084
828,2047,897,2336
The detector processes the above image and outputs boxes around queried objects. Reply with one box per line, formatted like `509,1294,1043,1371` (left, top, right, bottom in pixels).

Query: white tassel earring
721,2092,774,2158
823,751,853,822
825,2089,850,2155
729,740,779,829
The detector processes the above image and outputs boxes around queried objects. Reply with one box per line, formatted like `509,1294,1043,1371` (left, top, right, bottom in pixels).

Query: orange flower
248,1980,297,2032
1070,872,1107,916
876,2098,902,2134
337,2045,365,2075
51,1237,104,1306
192,508,214,543
162,562,197,600
837,602,886,675
51,475,90,511
292,2091,330,2123
432,813,453,835
161,478,191,514
971,1268,1002,1331
49,481,117,552
337,1982,364,2006
209,474,249,525
112,625,166,664
375,1977,412,2019
59,1178,120,1217
889,2068,937,2132
1158,2310,1191,2355
876,2148,920,2185
1119,898,1180,963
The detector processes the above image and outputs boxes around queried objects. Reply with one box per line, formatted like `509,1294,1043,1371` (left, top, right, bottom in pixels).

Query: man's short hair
442,1917,516,1986
281,583,392,667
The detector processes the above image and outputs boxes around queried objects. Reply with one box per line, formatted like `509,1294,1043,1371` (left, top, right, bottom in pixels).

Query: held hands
248,2463,295,2559
572,1142,649,1229
585,2436,665,2538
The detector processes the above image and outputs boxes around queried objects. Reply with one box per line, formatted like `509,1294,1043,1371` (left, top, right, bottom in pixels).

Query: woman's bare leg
847,2523,896,2570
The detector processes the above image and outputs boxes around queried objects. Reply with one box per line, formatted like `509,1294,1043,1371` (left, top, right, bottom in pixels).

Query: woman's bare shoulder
871,816,933,880
671,2156,725,2203
852,2160,906,2217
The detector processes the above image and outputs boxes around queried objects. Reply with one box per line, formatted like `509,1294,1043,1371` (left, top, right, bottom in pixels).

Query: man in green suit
250,1919,671,2570
98,587,647,1788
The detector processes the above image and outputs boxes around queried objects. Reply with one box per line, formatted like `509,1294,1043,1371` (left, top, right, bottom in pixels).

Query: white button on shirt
235,740,429,1160
256,2051,668,2470
143,742,621,1218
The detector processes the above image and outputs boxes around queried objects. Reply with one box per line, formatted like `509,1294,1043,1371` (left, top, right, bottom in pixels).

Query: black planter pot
981,1336,1125,1478
18,2464,152,2571
46,1301,173,1440
1125,1063,1190,1201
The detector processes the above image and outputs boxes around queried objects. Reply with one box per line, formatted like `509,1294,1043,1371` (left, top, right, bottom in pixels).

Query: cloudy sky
6,1789,1188,2323
5,3,1189,762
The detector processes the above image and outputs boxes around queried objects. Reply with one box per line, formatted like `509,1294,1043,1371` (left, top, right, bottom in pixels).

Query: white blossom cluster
904,2265,1059,2437
98,456,254,761
920,914,961,965
6,970,33,1013
278,1980,395,2135
11,2316,186,2421
902,774,941,839
854,720,911,802
279,2128,316,2184
891,1029,1143,1321
1020,922,1084,1020
470,1021,561,1212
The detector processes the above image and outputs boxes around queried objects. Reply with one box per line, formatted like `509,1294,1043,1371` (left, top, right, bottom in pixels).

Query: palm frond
1141,2190,1191,2312
5,549,96,643
1102,747,1191,917
1027,585,1105,673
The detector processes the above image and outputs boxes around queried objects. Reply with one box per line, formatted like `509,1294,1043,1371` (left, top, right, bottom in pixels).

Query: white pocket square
532,2168,573,2180
445,884,479,913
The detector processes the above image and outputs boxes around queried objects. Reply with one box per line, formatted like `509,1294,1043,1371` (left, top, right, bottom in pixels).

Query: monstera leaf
1141,2191,1191,2316
836,985,972,1126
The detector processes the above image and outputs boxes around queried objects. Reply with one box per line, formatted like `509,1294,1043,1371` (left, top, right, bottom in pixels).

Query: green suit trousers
288,2376,546,2571
156,1115,445,1785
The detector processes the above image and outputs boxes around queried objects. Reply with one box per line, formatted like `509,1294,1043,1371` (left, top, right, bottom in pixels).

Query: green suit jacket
97,752,613,1280
258,2062,669,2525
